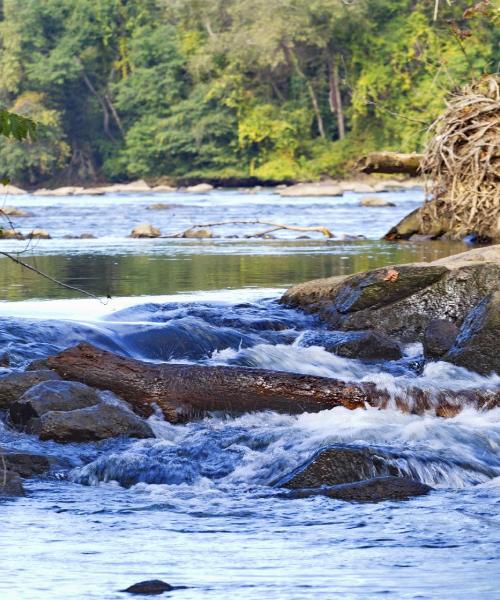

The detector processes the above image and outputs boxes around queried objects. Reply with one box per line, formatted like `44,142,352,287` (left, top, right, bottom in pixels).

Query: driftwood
358,152,423,176
47,343,499,422
162,220,334,239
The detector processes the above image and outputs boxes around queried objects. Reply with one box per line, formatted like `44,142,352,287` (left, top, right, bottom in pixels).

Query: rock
75,180,151,195
185,183,213,193
32,402,154,442
299,330,402,360
359,196,396,207
151,185,177,193
279,182,343,197
282,476,432,502
0,370,61,409
423,319,459,359
1,449,51,478
0,470,25,497
282,245,500,343
73,187,105,196
444,291,500,375
27,229,51,239
339,181,375,193
275,446,400,489
122,580,175,594
33,186,84,196
0,206,32,217
78,233,96,239
9,380,102,428
182,228,213,239
130,223,161,238
372,180,406,192
0,352,10,367
0,228,24,239
147,203,178,210
0,184,27,195
384,207,423,240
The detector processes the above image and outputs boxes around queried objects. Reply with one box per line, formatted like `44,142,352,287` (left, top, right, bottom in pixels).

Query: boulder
299,330,402,360
359,196,396,207
384,202,447,240
444,291,500,375
32,403,154,442
281,476,432,502
151,185,177,193
0,370,61,409
27,229,51,239
122,580,176,594
0,470,25,497
148,202,177,210
281,245,500,343
33,186,84,196
0,206,32,217
0,184,27,195
182,228,213,239
0,228,24,239
10,380,102,428
1,449,51,478
339,181,375,193
185,183,213,193
372,180,407,192
130,223,161,238
279,182,343,197
73,187,105,196
423,319,459,359
275,447,400,489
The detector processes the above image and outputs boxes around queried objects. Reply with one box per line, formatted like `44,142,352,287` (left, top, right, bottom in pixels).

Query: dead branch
162,220,335,239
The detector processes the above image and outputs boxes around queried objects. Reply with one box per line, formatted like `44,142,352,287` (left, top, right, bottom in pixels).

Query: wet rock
182,228,213,239
299,330,402,360
385,202,446,240
1,449,51,478
0,370,61,409
282,476,432,502
148,202,178,210
130,223,161,238
33,403,153,442
122,580,175,594
185,183,213,193
27,229,51,239
150,185,177,193
444,291,500,375
282,245,500,343
423,319,459,359
0,228,24,239
0,206,33,217
10,380,102,428
0,470,25,497
280,182,343,197
359,196,395,207
63,233,96,239
0,352,10,367
276,447,400,489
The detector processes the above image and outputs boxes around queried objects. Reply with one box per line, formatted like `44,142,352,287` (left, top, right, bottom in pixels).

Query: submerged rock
282,245,500,344
282,476,432,502
1,449,51,478
0,206,32,217
359,196,395,207
33,402,153,442
276,447,400,489
423,319,459,359
299,330,402,360
10,380,102,428
122,580,176,594
0,370,61,409
0,470,25,497
444,291,500,375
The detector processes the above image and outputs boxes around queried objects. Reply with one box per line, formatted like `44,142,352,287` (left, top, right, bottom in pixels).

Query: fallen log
46,344,499,422
357,152,423,176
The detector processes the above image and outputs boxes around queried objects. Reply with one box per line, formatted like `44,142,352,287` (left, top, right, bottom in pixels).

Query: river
1,188,499,599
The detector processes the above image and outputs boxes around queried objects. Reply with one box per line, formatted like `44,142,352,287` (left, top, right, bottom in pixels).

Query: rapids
1,189,499,599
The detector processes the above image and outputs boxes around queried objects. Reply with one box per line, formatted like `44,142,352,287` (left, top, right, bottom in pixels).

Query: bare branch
162,220,335,239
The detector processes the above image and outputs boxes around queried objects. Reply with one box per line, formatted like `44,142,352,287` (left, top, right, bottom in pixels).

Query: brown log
47,343,499,423
358,152,423,176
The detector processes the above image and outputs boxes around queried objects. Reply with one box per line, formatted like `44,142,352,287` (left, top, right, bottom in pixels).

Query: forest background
0,0,497,187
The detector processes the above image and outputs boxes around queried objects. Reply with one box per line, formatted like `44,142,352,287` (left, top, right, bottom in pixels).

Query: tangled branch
163,220,335,239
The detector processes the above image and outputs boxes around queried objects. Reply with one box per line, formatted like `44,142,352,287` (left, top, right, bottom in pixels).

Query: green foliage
0,0,496,185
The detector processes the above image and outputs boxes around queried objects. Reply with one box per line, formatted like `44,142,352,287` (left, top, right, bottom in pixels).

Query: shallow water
1,191,498,599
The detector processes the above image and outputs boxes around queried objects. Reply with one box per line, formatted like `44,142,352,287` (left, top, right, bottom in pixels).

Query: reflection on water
0,240,467,301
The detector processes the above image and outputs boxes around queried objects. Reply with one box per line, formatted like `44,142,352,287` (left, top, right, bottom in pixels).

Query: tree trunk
328,58,345,140
46,343,499,422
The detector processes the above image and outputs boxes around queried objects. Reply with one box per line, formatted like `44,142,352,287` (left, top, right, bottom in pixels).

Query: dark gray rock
1,450,51,478
275,447,400,489
281,246,500,342
444,291,500,375
0,370,62,409
10,380,102,428
281,476,432,502
423,319,459,359
122,580,175,594
0,470,25,497
33,403,154,442
299,330,402,360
